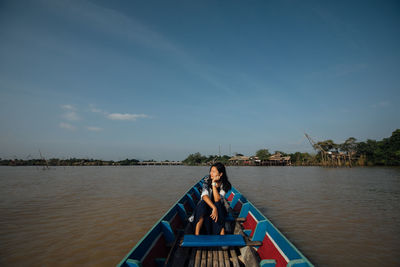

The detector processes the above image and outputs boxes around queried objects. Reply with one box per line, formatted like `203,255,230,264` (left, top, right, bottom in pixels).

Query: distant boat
117,176,313,267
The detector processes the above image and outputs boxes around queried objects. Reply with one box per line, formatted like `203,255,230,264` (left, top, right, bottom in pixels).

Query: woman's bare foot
220,227,225,235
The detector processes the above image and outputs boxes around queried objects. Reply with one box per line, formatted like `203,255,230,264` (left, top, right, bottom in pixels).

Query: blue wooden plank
252,220,268,242
265,222,301,260
177,203,187,221
260,259,276,267
243,229,252,237
129,223,162,261
186,193,196,210
193,187,201,199
225,189,232,199
238,202,251,218
181,234,245,247
118,178,314,267
287,259,308,267
230,193,242,209
126,259,141,267
161,220,175,244
239,202,265,222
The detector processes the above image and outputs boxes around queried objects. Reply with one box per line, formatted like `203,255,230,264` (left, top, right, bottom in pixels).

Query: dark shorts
191,199,227,235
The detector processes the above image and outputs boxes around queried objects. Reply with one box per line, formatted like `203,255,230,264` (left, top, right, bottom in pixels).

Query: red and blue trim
118,176,313,267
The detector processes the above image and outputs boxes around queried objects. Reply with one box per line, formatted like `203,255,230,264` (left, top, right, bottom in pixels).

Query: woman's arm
212,184,221,202
202,194,216,210
202,194,218,222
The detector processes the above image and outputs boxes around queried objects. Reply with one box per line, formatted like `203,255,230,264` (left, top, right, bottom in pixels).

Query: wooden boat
117,176,314,267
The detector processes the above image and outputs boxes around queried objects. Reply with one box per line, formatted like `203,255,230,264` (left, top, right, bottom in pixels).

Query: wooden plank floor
174,197,260,267
188,247,241,267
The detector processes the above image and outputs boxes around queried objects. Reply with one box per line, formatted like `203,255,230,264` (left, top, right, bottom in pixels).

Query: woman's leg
195,217,204,235
211,200,227,235
192,200,209,235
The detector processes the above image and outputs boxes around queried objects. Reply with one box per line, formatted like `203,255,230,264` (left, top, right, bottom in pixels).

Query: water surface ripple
0,166,399,266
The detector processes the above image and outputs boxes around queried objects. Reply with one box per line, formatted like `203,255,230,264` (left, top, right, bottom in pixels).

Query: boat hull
118,176,313,267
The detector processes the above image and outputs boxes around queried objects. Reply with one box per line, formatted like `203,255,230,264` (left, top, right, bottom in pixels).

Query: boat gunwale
117,175,314,266
233,188,313,266
117,175,208,266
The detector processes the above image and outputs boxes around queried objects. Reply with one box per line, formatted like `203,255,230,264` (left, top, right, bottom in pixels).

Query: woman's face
210,166,221,181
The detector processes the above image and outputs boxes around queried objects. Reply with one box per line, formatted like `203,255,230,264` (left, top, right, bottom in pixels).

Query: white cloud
89,104,106,114
61,104,76,111
89,104,150,122
59,122,76,130
63,111,80,121
60,104,80,121
106,113,149,121
86,126,103,132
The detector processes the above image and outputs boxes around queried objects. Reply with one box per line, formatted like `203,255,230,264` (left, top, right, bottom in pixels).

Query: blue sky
0,0,399,161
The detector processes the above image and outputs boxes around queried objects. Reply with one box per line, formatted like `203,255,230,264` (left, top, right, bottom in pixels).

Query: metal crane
304,133,328,166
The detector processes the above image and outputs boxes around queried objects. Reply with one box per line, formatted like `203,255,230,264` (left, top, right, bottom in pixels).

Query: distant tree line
182,129,400,166
181,150,315,166
0,158,141,166
2,129,399,167
182,153,231,165
307,129,400,166
356,129,400,165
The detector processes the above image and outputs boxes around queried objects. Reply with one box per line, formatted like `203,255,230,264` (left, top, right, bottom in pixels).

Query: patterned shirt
201,176,226,200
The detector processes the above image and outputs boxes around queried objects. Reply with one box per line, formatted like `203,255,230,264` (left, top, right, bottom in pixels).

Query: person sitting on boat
191,162,232,235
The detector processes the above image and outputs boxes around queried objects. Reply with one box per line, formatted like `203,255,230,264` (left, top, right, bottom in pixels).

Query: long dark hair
208,162,231,192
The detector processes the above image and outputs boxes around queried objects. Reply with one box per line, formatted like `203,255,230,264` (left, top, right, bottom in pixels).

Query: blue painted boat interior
117,176,314,267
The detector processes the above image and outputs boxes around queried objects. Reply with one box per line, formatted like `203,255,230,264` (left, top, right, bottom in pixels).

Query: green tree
317,140,338,152
182,152,207,165
340,137,357,153
380,129,400,165
356,139,379,165
119,158,139,165
256,149,271,161
288,152,315,165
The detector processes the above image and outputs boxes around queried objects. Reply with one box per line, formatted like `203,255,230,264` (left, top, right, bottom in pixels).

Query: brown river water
0,166,399,266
